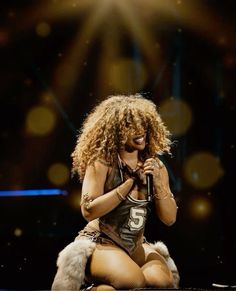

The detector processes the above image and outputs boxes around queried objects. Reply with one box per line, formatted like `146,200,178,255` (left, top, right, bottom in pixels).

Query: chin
133,143,146,151
124,144,143,152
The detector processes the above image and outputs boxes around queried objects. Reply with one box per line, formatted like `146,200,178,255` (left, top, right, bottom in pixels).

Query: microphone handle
146,174,153,202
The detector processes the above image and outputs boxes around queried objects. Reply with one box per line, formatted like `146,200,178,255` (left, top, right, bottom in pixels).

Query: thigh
87,243,145,289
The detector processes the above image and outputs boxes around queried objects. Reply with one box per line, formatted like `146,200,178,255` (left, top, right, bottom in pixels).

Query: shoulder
154,157,169,176
97,159,112,167
155,156,165,169
86,159,112,176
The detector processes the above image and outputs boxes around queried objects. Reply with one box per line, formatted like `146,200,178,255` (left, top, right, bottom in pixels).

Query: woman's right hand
117,178,134,198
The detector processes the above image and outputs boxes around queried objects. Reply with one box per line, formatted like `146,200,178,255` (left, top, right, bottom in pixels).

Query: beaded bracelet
154,192,174,200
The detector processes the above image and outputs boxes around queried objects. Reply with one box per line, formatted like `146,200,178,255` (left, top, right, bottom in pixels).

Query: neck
119,149,138,164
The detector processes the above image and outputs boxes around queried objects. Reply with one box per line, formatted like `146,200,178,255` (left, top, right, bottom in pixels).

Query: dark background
0,0,236,289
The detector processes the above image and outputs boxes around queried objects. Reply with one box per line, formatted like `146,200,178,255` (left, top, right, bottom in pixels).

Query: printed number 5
128,208,146,230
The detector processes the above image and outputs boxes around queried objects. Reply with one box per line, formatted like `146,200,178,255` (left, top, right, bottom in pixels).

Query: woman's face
125,129,147,152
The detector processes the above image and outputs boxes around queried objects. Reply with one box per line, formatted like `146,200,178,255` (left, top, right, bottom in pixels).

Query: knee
146,271,174,288
157,276,174,288
110,271,146,289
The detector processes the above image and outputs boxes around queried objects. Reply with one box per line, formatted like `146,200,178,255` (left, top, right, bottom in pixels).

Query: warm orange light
159,98,193,136
67,190,82,210
14,228,23,237
36,22,51,37
189,196,212,219
25,105,57,136
184,152,224,189
47,163,70,186
108,58,148,93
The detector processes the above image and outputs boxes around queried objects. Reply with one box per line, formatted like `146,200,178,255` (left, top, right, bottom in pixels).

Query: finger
143,164,155,171
144,158,155,166
143,163,154,170
143,170,154,175
145,158,155,162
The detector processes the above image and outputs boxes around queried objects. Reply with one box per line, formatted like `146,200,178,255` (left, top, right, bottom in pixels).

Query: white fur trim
150,241,180,288
150,241,170,258
51,238,180,290
51,239,96,291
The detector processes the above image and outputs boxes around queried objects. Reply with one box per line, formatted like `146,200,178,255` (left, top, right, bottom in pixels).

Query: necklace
118,155,141,173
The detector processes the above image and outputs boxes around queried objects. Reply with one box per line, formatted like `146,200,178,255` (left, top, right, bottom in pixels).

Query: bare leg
87,243,146,290
91,284,115,291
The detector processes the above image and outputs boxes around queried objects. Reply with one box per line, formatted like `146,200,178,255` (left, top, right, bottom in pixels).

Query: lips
133,135,145,145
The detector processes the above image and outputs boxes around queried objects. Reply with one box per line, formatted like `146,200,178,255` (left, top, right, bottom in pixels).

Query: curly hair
72,94,172,180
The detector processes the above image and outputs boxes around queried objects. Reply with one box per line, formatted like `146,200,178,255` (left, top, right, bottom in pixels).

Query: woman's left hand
143,157,164,180
143,157,172,195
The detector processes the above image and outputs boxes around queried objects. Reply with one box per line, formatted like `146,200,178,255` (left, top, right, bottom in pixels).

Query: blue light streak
0,189,68,197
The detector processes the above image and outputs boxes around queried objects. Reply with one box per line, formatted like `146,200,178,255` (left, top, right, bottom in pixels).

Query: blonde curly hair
72,94,172,180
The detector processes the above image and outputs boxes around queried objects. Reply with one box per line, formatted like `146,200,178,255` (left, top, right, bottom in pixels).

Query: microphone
146,174,153,202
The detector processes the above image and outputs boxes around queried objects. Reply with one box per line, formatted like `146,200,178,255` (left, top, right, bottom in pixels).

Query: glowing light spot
0,30,9,45
8,11,16,19
108,58,148,93
67,190,82,210
40,91,54,104
218,36,227,45
36,22,51,37
24,78,32,87
159,98,193,136
14,228,23,237
189,197,212,219
184,152,224,189
47,163,69,186
26,106,57,136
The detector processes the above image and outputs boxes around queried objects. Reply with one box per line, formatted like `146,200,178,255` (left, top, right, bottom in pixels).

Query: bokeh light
67,190,82,210
184,152,224,189
35,22,51,37
47,163,70,186
25,105,57,136
40,91,54,104
159,98,193,136
14,228,23,237
0,30,9,46
108,58,148,93
188,196,212,220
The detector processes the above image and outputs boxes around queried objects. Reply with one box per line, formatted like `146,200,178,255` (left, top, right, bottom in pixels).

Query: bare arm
143,158,178,226
81,160,134,221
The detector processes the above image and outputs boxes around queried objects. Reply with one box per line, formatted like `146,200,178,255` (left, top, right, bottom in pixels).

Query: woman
52,94,179,290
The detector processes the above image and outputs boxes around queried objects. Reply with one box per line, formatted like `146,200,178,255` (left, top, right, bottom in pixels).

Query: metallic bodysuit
77,159,151,255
